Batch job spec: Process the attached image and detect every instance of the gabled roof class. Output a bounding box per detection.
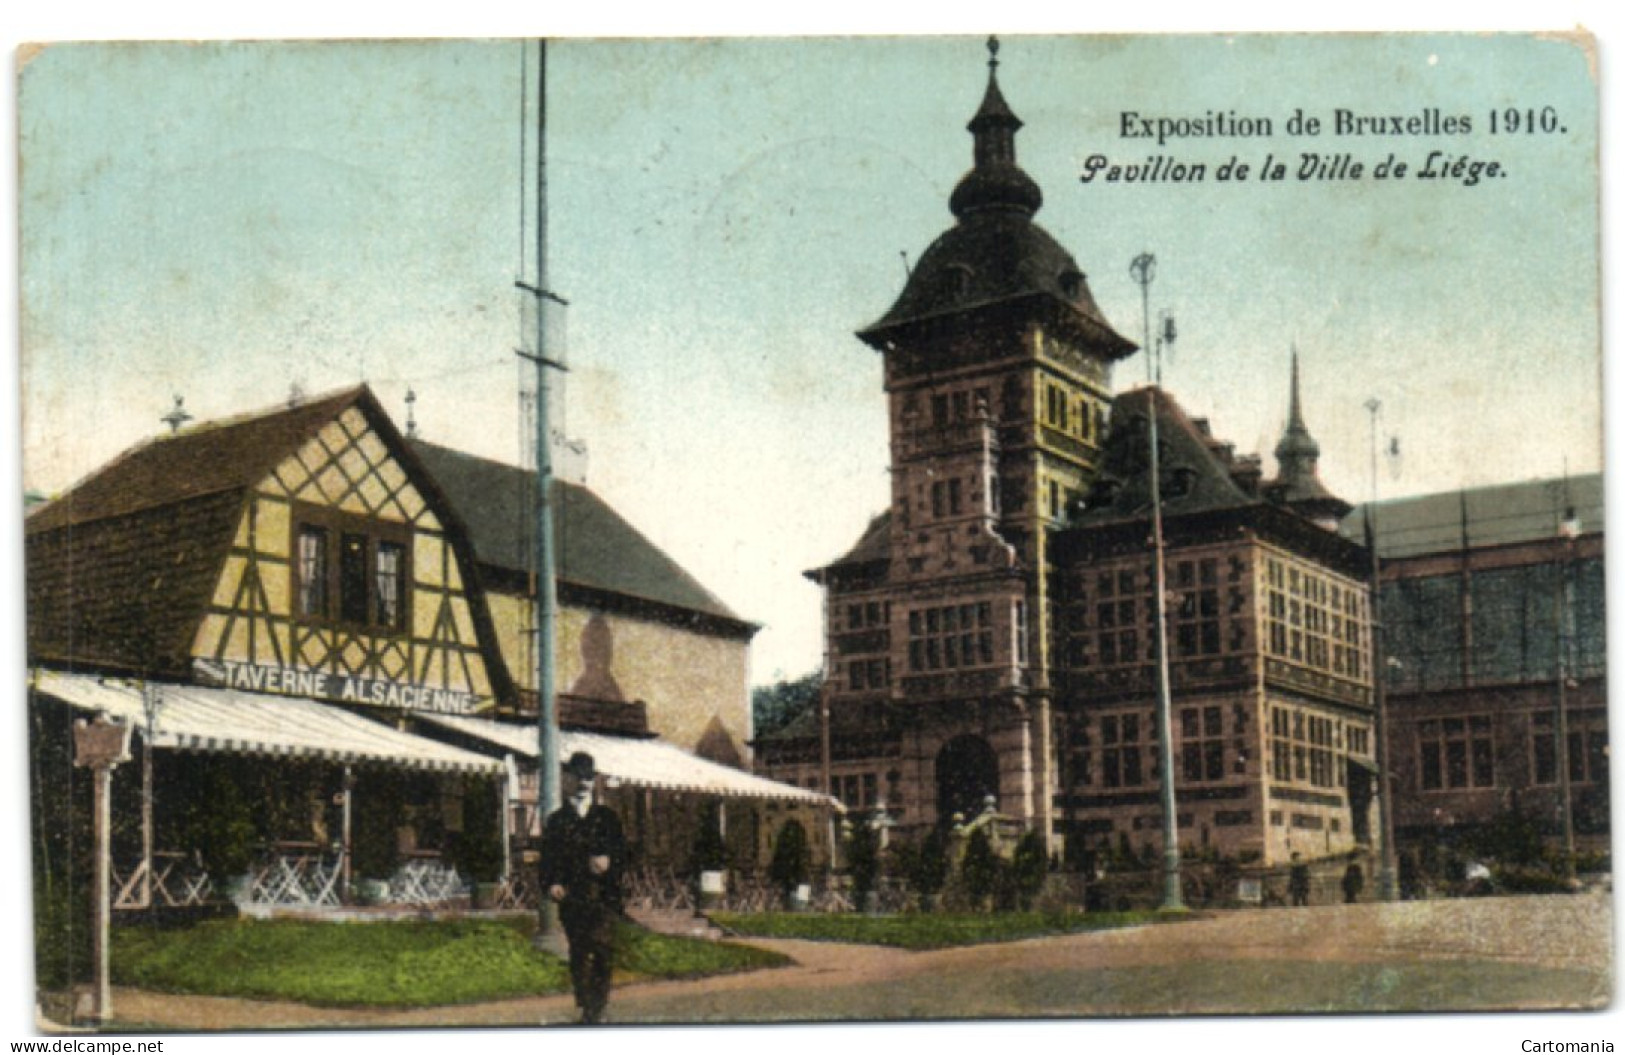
[27,491,245,675]
[805,510,891,583]
[26,387,375,674]
[1340,473,1605,559]
[407,441,754,634]
[25,387,514,699]
[1070,386,1262,529]
[1061,386,1367,575]
[26,387,363,534]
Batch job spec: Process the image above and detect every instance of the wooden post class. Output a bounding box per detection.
[341,766,354,899]
[74,715,132,1024]
[501,754,515,882]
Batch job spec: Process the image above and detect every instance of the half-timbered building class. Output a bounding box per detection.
[28,386,509,910]
[27,385,829,920]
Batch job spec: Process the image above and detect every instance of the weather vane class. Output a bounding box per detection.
[160,395,192,434]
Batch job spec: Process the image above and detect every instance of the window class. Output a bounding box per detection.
[1264,555,1367,680]
[907,603,994,672]
[375,541,404,628]
[1531,711,1609,785]
[848,658,888,691]
[293,507,410,629]
[340,534,370,623]
[1101,712,1147,788]
[1089,562,1148,668]
[1180,705,1226,782]
[1270,705,1339,789]
[297,526,328,617]
[836,773,879,809]
[1419,715,1495,790]
[1046,384,1070,430]
[1173,559,1222,658]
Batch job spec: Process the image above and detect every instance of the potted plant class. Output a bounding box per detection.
[768,820,810,911]
[847,818,881,914]
[448,780,505,908]
[692,805,728,910]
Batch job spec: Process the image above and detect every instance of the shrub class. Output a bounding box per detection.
[906,827,951,911]
[692,804,728,873]
[768,820,810,904]
[1471,809,1545,868]
[180,759,259,882]
[1492,868,1574,895]
[446,778,504,884]
[847,820,881,908]
[961,828,998,911]
[1011,831,1047,910]
[351,774,404,881]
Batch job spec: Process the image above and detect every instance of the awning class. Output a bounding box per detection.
[33,669,503,776]
[418,711,839,807]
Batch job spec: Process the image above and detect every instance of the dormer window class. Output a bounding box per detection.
[944,262,975,302]
[1059,269,1083,299]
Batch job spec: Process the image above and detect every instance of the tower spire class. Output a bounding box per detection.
[1268,349,1351,526]
[1287,345,1306,430]
[950,36,1041,219]
[1275,346,1320,467]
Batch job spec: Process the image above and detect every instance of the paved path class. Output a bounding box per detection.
[102,891,1611,1030]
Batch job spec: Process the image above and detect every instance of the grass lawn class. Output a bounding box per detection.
[709,909,1160,950]
[112,915,789,1008]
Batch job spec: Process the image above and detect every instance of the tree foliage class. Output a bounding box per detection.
[751,671,822,738]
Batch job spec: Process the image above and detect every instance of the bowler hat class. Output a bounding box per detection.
[563,751,597,779]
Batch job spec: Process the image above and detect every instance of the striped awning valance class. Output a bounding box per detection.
[419,712,838,807]
[33,669,502,776]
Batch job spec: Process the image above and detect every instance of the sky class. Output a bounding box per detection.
[16,31,1604,691]
[4,4,1622,1054]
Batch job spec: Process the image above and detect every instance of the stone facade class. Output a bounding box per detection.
[759,44,1377,874]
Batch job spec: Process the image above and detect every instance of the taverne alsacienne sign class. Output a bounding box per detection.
[192,657,484,715]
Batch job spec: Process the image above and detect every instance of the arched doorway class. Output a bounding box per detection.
[936,734,999,825]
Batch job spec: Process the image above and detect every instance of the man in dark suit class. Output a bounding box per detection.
[539,751,625,1024]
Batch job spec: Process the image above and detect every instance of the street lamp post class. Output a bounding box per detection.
[1130,252,1184,912]
[1364,397,1399,901]
[1553,493,1579,882]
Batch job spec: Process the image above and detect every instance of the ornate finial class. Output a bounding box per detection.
[950,32,1041,218]
[405,387,419,439]
[160,395,192,434]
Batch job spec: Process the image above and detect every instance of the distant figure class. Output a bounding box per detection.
[1289,853,1311,907]
[1342,862,1364,904]
[540,751,626,1025]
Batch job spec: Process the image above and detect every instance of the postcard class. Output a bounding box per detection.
[14,29,1611,1046]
